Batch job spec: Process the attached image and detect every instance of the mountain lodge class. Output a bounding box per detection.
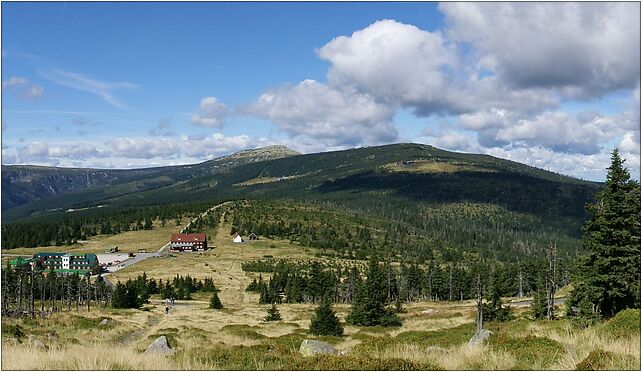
[170,233,208,252]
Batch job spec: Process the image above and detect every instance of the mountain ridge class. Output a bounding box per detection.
[1,143,600,222]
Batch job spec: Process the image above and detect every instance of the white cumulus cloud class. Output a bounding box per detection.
[190,97,228,128]
[245,79,398,147]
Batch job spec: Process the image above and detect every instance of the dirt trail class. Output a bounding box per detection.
[116,311,163,345]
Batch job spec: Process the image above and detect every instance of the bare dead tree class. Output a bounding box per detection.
[449,265,453,301]
[29,270,35,318]
[546,242,557,320]
[17,273,23,314]
[40,273,46,315]
[476,273,483,333]
[518,261,524,298]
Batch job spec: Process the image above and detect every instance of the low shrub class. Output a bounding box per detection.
[575,349,638,370]
[492,334,564,369]
[600,309,641,339]
[395,323,476,348]
[2,324,25,340]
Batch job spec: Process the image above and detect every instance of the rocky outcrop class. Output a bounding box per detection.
[299,340,339,357]
[144,336,173,355]
[468,329,493,347]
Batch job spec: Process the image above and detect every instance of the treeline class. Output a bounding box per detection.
[1,201,213,248]
[1,266,112,317]
[243,256,572,305]
[183,207,223,234]
[229,199,583,264]
[111,273,218,308]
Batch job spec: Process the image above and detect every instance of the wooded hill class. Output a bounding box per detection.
[2,143,599,224]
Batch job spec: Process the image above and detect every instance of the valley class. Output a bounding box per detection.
[1,144,639,371]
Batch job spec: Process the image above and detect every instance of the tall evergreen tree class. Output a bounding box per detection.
[568,149,641,319]
[482,271,513,322]
[309,297,343,336]
[347,256,401,327]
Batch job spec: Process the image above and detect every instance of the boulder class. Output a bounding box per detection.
[100,319,111,326]
[299,339,339,357]
[144,336,173,355]
[468,329,493,347]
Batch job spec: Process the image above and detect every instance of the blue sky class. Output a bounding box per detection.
[2,2,640,181]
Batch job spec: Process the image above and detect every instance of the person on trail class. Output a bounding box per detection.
[165,306,169,315]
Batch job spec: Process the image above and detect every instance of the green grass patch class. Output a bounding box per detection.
[600,309,641,339]
[183,343,440,370]
[67,315,105,329]
[222,324,267,340]
[395,323,476,348]
[491,334,564,369]
[356,325,390,334]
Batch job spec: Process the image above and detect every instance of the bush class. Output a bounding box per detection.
[600,308,641,338]
[576,350,615,370]
[309,298,343,336]
[2,324,24,340]
[575,349,638,370]
[492,334,564,369]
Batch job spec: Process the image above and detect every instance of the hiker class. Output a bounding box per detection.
[165,306,169,315]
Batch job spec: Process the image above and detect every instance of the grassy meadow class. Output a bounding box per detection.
[2,209,640,370]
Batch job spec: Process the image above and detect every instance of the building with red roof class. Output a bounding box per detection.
[170,233,208,252]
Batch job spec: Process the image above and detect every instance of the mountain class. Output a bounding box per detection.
[2,143,599,223]
[1,145,300,213]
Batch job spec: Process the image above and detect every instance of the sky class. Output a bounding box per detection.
[1,2,640,181]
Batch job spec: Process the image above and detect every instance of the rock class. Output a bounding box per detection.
[144,336,173,355]
[32,339,47,351]
[468,329,493,347]
[299,339,339,357]
[421,309,437,315]
[100,319,111,325]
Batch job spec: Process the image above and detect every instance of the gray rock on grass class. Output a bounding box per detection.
[144,335,173,355]
[468,329,493,347]
[299,339,339,356]
[100,319,111,325]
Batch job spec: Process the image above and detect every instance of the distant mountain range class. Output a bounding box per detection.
[1,143,600,223]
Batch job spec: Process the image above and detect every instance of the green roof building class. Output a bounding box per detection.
[33,252,100,275]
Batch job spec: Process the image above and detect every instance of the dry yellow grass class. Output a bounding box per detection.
[2,341,178,370]
[2,204,640,371]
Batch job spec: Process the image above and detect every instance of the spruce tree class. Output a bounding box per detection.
[264,303,282,321]
[347,256,401,326]
[111,282,130,308]
[530,274,547,320]
[568,149,641,319]
[209,292,223,309]
[482,272,513,322]
[309,297,343,336]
